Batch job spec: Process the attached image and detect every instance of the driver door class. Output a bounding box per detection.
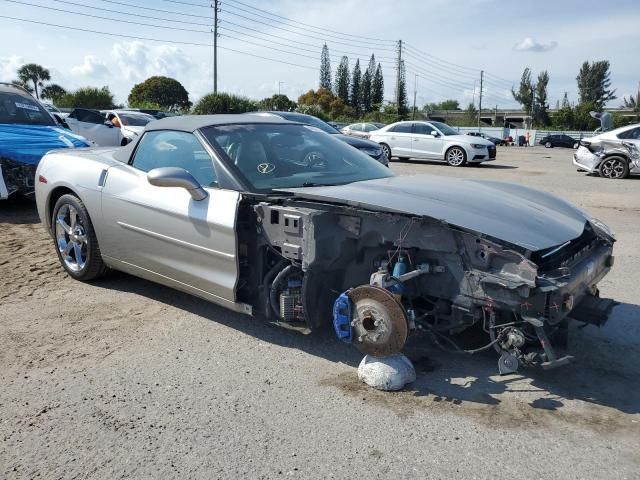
[100,130,240,306]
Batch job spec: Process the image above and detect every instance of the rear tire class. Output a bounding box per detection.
[51,194,108,281]
[380,143,392,160]
[545,141,552,148]
[445,146,467,167]
[599,156,629,179]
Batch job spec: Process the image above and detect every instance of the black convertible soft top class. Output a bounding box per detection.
[113,114,297,163]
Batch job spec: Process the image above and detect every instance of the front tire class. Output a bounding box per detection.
[445,146,467,167]
[545,141,552,148]
[573,142,579,149]
[52,194,108,281]
[599,156,629,179]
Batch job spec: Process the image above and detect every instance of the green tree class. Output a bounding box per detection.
[41,84,67,105]
[257,94,296,111]
[396,60,408,116]
[621,87,640,112]
[572,101,600,130]
[576,60,616,110]
[465,102,478,124]
[425,99,460,111]
[57,86,116,109]
[11,79,33,93]
[319,43,332,91]
[192,92,256,114]
[512,67,534,116]
[17,63,51,99]
[534,70,550,126]
[128,76,191,110]
[350,59,362,114]
[361,68,372,113]
[297,87,351,119]
[372,63,384,106]
[335,56,350,105]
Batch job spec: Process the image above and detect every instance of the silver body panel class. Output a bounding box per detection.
[35,147,248,314]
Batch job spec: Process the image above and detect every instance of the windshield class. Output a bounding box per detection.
[202,123,393,192]
[118,113,154,126]
[275,112,339,134]
[0,92,55,126]
[430,121,459,136]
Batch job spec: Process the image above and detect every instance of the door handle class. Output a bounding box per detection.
[390,136,396,140]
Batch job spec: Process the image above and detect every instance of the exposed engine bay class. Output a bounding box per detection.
[236,194,617,374]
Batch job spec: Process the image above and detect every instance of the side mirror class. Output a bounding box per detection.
[104,120,113,128]
[147,167,208,201]
[431,131,440,137]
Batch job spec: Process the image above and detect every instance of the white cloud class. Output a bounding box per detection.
[111,41,194,82]
[70,55,110,78]
[513,37,558,52]
[0,55,25,82]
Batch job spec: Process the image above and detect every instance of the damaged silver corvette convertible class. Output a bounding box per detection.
[36,115,617,373]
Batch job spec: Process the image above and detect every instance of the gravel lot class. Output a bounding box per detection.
[1,146,639,479]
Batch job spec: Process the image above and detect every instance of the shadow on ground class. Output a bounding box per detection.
[94,271,640,419]
[0,195,40,225]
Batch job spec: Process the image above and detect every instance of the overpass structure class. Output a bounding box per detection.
[425,107,639,128]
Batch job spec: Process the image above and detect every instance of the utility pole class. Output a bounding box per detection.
[477,70,483,131]
[395,40,402,113]
[212,0,220,93]
[530,88,535,129]
[278,81,284,95]
[412,73,417,120]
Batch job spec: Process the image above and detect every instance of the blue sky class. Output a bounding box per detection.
[1,0,638,108]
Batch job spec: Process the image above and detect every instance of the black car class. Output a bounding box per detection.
[252,112,389,166]
[467,131,502,145]
[539,134,579,149]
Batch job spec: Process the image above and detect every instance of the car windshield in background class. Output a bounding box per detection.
[275,112,339,134]
[118,113,154,126]
[0,92,55,126]
[202,123,393,192]
[430,121,459,136]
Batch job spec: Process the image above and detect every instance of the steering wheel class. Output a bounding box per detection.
[302,150,328,169]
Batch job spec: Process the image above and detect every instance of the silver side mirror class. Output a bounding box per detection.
[431,131,440,137]
[147,167,208,201]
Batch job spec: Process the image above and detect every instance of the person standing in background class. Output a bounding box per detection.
[525,130,531,147]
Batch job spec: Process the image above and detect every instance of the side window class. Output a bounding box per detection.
[351,124,362,131]
[390,123,412,133]
[618,127,640,140]
[131,131,218,187]
[413,123,436,135]
[76,109,103,124]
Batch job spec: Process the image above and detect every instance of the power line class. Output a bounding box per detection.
[226,0,396,44]
[220,8,396,51]
[99,0,209,19]
[0,14,318,70]
[53,0,212,27]
[159,0,209,7]
[2,0,211,33]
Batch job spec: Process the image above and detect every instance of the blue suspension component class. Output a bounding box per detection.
[332,291,353,343]
[390,257,407,294]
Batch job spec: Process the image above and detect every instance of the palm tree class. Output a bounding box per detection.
[41,84,67,104]
[17,63,51,99]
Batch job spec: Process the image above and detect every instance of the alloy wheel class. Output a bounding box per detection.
[55,204,88,272]
[446,148,465,166]
[381,144,391,159]
[600,158,627,179]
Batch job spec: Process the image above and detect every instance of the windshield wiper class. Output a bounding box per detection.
[301,182,339,187]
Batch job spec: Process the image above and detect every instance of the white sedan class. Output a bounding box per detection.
[65,108,124,146]
[369,121,496,166]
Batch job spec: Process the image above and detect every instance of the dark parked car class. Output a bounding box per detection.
[539,134,579,149]
[251,112,388,166]
[0,82,90,199]
[467,131,502,145]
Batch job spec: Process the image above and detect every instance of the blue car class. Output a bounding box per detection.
[0,83,90,199]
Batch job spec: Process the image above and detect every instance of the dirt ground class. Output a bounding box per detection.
[1,146,639,479]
